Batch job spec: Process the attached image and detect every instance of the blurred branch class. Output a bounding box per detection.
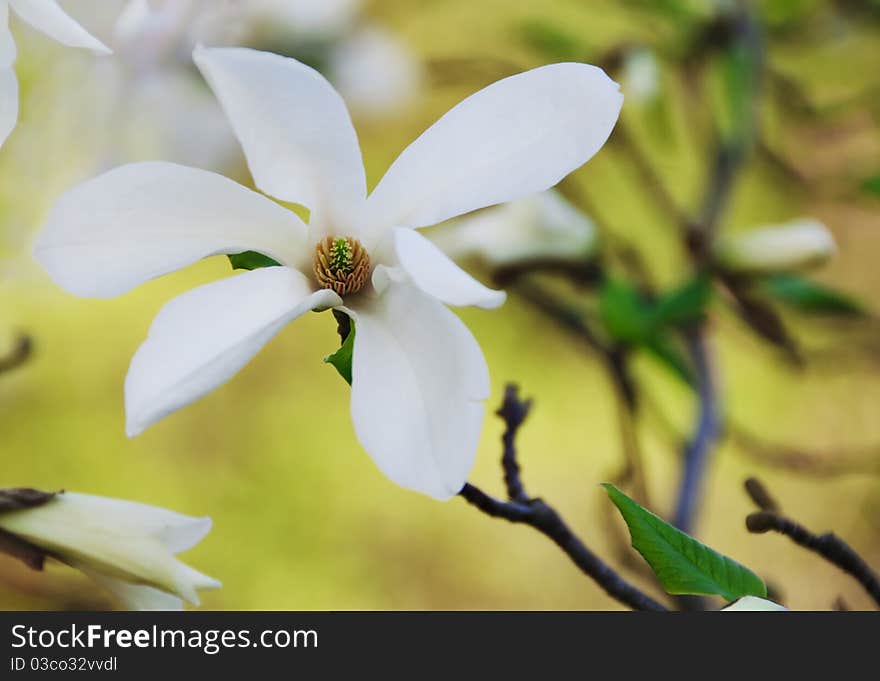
[672,331,721,532]
[459,385,668,611]
[744,477,880,607]
[0,334,32,375]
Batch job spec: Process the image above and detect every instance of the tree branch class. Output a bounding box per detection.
[459,385,668,611]
[672,331,721,532]
[744,477,880,608]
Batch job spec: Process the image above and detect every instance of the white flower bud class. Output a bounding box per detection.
[714,219,836,274]
[721,596,787,611]
[0,492,219,610]
[429,190,598,267]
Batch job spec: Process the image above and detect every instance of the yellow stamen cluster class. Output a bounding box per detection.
[313,236,371,296]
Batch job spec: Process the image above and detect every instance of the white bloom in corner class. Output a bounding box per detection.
[34,47,623,500]
[429,190,598,267]
[0,0,110,147]
[714,219,836,274]
[0,492,219,610]
[721,596,787,611]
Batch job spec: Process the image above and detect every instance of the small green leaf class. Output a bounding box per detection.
[517,20,584,61]
[602,483,767,600]
[644,335,695,386]
[324,323,355,385]
[650,272,713,329]
[761,274,867,317]
[228,251,282,271]
[598,279,653,345]
[861,175,880,197]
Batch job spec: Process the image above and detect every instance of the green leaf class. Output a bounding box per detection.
[602,484,767,600]
[861,174,880,198]
[650,272,713,329]
[760,273,867,317]
[324,322,355,385]
[517,20,584,61]
[228,251,282,271]
[598,279,653,345]
[644,335,695,386]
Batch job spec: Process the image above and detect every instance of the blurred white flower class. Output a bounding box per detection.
[721,596,787,611]
[429,190,598,267]
[622,47,659,104]
[35,47,622,499]
[243,0,361,41]
[0,0,110,148]
[0,490,219,610]
[328,25,421,118]
[714,219,836,274]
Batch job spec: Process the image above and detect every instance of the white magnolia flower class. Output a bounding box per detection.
[429,189,598,267]
[721,596,787,611]
[0,491,219,610]
[35,46,622,499]
[0,0,110,147]
[714,219,836,274]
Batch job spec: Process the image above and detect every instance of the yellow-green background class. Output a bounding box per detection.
[1,0,878,610]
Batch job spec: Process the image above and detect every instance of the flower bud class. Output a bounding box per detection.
[0,491,219,610]
[429,190,598,267]
[721,596,787,611]
[714,219,836,274]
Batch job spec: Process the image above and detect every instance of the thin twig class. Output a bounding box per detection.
[744,478,880,607]
[497,385,531,503]
[459,385,668,611]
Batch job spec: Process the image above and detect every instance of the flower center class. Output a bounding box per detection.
[313,236,371,296]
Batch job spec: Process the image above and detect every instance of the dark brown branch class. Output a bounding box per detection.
[0,334,32,375]
[744,478,880,607]
[497,385,531,503]
[459,385,668,611]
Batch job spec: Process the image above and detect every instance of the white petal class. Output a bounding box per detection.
[36,492,213,554]
[34,161,310,298]
[0,492,221,604]
[125,267,341,436]
[392,227,505,309]
[348,284,489,499]
[721,596,787,612]
[0,66,17,148]
[0,4,16,69]
[9,0,110,53]
[80,569,185,611]
[362,62,622,243]
[194,45,366,232]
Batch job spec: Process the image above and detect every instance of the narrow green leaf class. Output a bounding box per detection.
[228,251,282,271]
[650,273,713,329]
[324,323,355,385]
[602,484,767,600]
[760,273,867,317]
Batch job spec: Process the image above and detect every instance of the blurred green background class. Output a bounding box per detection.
[1,0,879,610]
